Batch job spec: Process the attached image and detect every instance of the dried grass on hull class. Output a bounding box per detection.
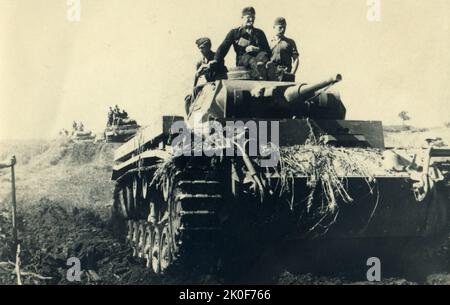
[149,130,385,235]
[276,144,382,210]
[270,143,383,235]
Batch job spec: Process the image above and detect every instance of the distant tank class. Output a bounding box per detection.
[111,68,450,275]
[104,112,140,143]
[71,130,96,143]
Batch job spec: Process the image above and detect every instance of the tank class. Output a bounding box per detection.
[110,70,450,275]
[104,117,140,143]
[71,130,96,143]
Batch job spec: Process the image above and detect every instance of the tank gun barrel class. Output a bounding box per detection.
[284,74,342,103]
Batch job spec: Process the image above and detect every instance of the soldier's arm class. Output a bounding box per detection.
[193,74,199,88]
[193,61,203,87]
[215,29,236,63]
[291,56,299,74]
[290,39,300,74]
[257,29,271,56]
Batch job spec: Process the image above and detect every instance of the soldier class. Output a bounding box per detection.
[185,38,227,114]
[270,17,299,81]
[121,109,128,119]
[114,105,120,116]
[214,7,276,80]
[79,122,84,132]
[113,105,120,125]
[193,37,226,87]
[72,121,78,131]
[107,107,113,126]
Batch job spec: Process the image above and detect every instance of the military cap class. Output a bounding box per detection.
[274,17,286,26]
[241,6,255,16]
[195,37,211,48]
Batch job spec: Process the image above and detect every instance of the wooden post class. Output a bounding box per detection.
[15,243,22,285]
[10,156,17,245]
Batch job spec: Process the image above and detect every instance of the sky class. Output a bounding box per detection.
[0,0,449,139]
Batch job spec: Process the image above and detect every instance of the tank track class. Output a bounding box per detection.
[114,164,224,274]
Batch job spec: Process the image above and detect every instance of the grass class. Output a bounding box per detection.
[384,125,450,148]
[0,139,120,214]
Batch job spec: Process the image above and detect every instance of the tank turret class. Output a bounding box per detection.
[186,73,346,126]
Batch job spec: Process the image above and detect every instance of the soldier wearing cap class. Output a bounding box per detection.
[214,7,275,80]
[107,106,114,127]
[185,38,226,114]
[270,17,299,81]
[193,37,226,87]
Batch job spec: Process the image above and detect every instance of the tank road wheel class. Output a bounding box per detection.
[142,175,149,200]
[125,184,135,217]
[151,226,161,274]
[110,185,129,240]
[162,177,170,202]
[160,224,173,274]
[137,223,146,258]
[113,185,128,219]
[126,220,134,242]
[118,189,128,218]
[132,221,140,257]
[148,201,157,224]
[143,225,154,268]
[132,176,139,201]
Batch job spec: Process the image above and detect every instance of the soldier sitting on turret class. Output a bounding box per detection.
[113,105,120,125]
[193,37,227,87]
[185,37,227,114]
[213,7,276,80]
[270,17,299,81]
[121,109,128,120]
[59,129,69,136]
[72,121,78,134]
[107,106,114,127]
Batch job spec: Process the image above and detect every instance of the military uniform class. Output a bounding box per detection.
[194,38,227,86]
[195,50,218,83]
[270,36,299,73]
[107,108,113,126]
[215,7,272,79]
[215,27,271,67]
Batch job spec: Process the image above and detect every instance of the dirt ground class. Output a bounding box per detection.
[0,127,450,285]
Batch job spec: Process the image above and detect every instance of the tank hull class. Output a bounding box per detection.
[105,124,140,143]
[70,130,96,143]
[258,175,448,240]
[109,74,450,274]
